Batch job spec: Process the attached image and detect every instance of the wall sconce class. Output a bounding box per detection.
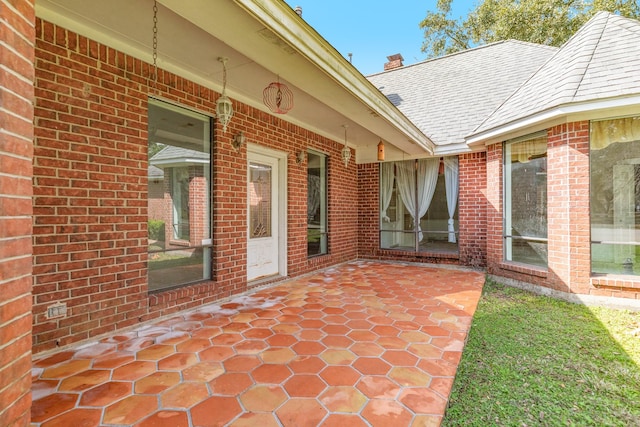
[296,150,306,164]
[341,125,351,167]
[216,57,233,133]
[377,140,385,161]
[232,131,245,151]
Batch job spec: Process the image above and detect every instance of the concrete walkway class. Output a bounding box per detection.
[31,261,484,426]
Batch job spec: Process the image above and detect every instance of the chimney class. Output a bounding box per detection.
[294,6,302,16]
[384,53,404,71]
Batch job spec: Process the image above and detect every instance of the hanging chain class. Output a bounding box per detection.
[152,0,158,88]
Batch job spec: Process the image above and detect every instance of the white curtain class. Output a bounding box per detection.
[444,156,459,243]
[380,162,395,222]
[395,158,439,241]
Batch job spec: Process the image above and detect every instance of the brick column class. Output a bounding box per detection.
[547,122,591,293]
[485,144,503,273]
[459,152,488,267]
[0,0,35,425]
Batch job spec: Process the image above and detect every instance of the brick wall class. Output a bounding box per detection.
[357,160,471,266]
[459,152,487,267]
[32,19,360,354]
[0,1,35,425]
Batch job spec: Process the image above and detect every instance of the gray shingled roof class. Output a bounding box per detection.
[367,41,557,146]
[473,12,640,136]
[150,145,209,166]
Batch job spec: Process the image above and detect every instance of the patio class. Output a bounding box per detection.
[30,261,484,427]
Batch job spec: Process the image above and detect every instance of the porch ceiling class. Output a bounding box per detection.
[36,0,434,162]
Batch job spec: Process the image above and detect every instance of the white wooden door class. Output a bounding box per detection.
[247,152,279,281]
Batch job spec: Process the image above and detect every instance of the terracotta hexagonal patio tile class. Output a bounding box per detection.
[381,350,419,366]
[176,338,212,353]
[209,372,253,395]
[320,349,357,365]
[361,399,413,426]
[182,361,224,382]
[103,395,158,425]
[161,382,209,409]
[251,363,292,384]
[356,375,401,399]
[276,398,327,427]
[157,352,198,371]
[240,384,287,411]
[320,414,369,427]
[352,357,392,376]
[319,386,367,413]
[191,396,242,427]
[40,359,91,379]
[389,366,432,387]
[112,361,156,381]
[292,341,326,356]
[79,381,131,406]
[58,369,110,391]
[199,345,234,362]
[261,347,296,364]
[134,371,181,394]
[283,374,327,397]
[400,387,448,415]
[223,355,261,372]
[319,365,360,386]
[31,393,78,423]
[288,355,326,374]
[136,344,175,361]
[229,412,281,427]
[134,410,189,427]
[41,408,102,427]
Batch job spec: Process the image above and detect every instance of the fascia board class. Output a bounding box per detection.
[466,95,640,146]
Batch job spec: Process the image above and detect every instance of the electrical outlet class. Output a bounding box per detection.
[47,302,67,319]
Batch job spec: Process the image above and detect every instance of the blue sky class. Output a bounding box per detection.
[284,0,477,75]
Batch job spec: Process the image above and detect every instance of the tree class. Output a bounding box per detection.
[420,0,640,58]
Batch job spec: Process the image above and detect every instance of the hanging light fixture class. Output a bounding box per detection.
[263,78,293,114]
[377,140,385,161]
[341,125,351,167]
[216,57,233,133]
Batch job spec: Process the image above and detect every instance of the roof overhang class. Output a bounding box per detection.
[466,95,640,146]
[36,0,434,162]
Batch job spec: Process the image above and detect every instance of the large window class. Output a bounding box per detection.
[591,115,640,275]
[147,99,212,291]
[308,150,327,256]
[503,133,547,267]
[380,157,458,253]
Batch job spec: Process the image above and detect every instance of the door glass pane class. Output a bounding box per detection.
[250,162,272,239]
[591,116,640,275]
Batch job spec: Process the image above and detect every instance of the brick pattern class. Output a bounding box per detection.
[32,20,360,355]
[459,152,487,267]
[357,161,466,266]
[0,1,35,425]
[486,124,639,299]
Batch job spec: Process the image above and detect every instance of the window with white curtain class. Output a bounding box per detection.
[503,133,547,267]
[380,157,458,253]
[591,115,640,275]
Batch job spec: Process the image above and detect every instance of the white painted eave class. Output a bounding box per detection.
[466,95,640,146]
[232,0,434,155]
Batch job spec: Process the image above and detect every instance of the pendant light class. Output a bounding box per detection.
[341,125,351,167]
[216,57,233,133]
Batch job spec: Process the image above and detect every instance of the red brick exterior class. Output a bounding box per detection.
[31,19,359,355]
[0,1,35,425]
[486,122,640,300]
[459,152,487,267]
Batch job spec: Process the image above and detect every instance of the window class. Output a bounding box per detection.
[591,115,640,275]
[503,133,547,267]
[147,99,212,291]
[307,150,327,256]
[380,157,458,253]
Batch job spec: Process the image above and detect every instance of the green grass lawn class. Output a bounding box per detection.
[443,280,640,427]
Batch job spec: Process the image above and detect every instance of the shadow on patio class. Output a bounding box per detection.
[31,261,484,427]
